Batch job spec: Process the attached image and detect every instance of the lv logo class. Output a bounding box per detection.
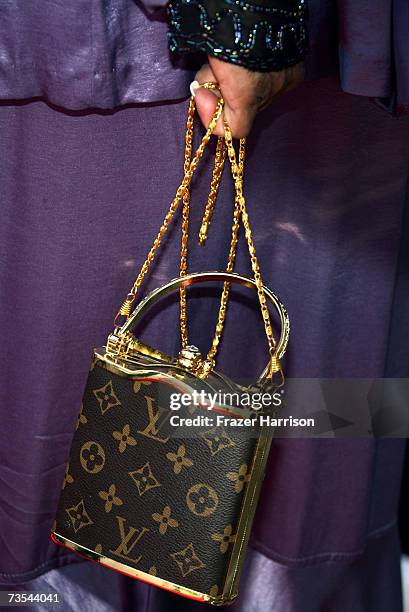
[137,396,170,444]
[110,516,149,564]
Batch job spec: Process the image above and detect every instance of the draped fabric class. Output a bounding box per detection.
[1,75,409,610]
[7,529,404,611]
[0,1,408,113]
[1,1,409,610]
[337,0,409,115]
[0,0,193,107]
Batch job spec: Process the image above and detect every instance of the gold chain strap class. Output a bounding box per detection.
[180,84,228,353]
[200,140,243,367]
[179,97,195,349]
[223,120,280,377]
[179,92,236,361]
[198,137,227,246]
[114,95,224,325]
[114,84,281,379]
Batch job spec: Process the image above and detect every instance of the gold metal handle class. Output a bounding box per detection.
[118,271,290,377]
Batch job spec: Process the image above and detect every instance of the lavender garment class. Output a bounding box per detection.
[0,0,408,113]
[393,0,409,114]
[1,74,409,612]
[1,1,409,611]
[8,529,404,611]
[338,0,409,115]
[0,0,193,107]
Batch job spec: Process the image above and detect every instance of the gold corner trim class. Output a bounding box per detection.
[221,426,273,598]
[51,532,235,606]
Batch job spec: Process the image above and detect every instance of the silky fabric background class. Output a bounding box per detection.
[0,0,408,113]
[1,77,409,611]
[0,0,409,610]
[337,0,409,115]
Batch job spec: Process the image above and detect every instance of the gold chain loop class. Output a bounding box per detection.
[198,137,227,245]
[223,120,280,378]
[114,82,281,380]
[179,97,195,349]
[113,94,224,327]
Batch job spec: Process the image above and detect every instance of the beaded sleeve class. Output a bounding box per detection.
[167,0,308,72]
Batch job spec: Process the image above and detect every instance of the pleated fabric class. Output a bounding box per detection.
[1,74,409,610]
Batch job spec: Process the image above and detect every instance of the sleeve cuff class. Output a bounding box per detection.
[167,0,308,72]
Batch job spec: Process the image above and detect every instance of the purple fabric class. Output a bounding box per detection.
[337,0,409,115]
[0,0,193,108]
[0,76,408,612]
[0,1,408,113]
[337,0,394,98]
[4,527,403,611]
[393,0,409,115]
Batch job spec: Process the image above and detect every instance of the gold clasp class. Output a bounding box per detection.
[177,345,215,378]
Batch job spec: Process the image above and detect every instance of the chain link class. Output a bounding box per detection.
[179,97,195,349]
[223,120,281,377]
[198,137,227,245]
[114,83,281,379]
[204,139,243,365]
[114,94,224,326]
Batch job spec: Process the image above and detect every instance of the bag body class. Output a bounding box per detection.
[52,347,273,604]
[52,89,290,605]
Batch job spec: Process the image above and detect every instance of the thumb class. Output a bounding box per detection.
[193,64,225,136]
[194,88,225,136]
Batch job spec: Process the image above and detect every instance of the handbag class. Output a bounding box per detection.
[51,84,290,606]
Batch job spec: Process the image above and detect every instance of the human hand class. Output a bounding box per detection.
[192,56,304,138]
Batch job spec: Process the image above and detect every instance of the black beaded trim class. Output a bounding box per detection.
[167,0,308,72]
[222,0,304,16]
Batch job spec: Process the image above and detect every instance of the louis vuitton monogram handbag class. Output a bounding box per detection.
[51,84,290,606]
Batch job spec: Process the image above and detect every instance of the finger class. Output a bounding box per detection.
[223,103,257,138]
[195,66,256,138]
[194,87,225,136]
[193,64,225,136]
[195,89,256,139]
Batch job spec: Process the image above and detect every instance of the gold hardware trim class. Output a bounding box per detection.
[222,422,273,595]
[110,271,290,385]
[93,352,259,418]
[50,532,235,605]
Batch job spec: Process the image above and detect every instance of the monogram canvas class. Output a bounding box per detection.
[54,356,270,601]
[51,95,288,603]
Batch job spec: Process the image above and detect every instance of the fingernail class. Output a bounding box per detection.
[190,80,200,97]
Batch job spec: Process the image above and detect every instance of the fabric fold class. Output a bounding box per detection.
[0,1,407,113]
